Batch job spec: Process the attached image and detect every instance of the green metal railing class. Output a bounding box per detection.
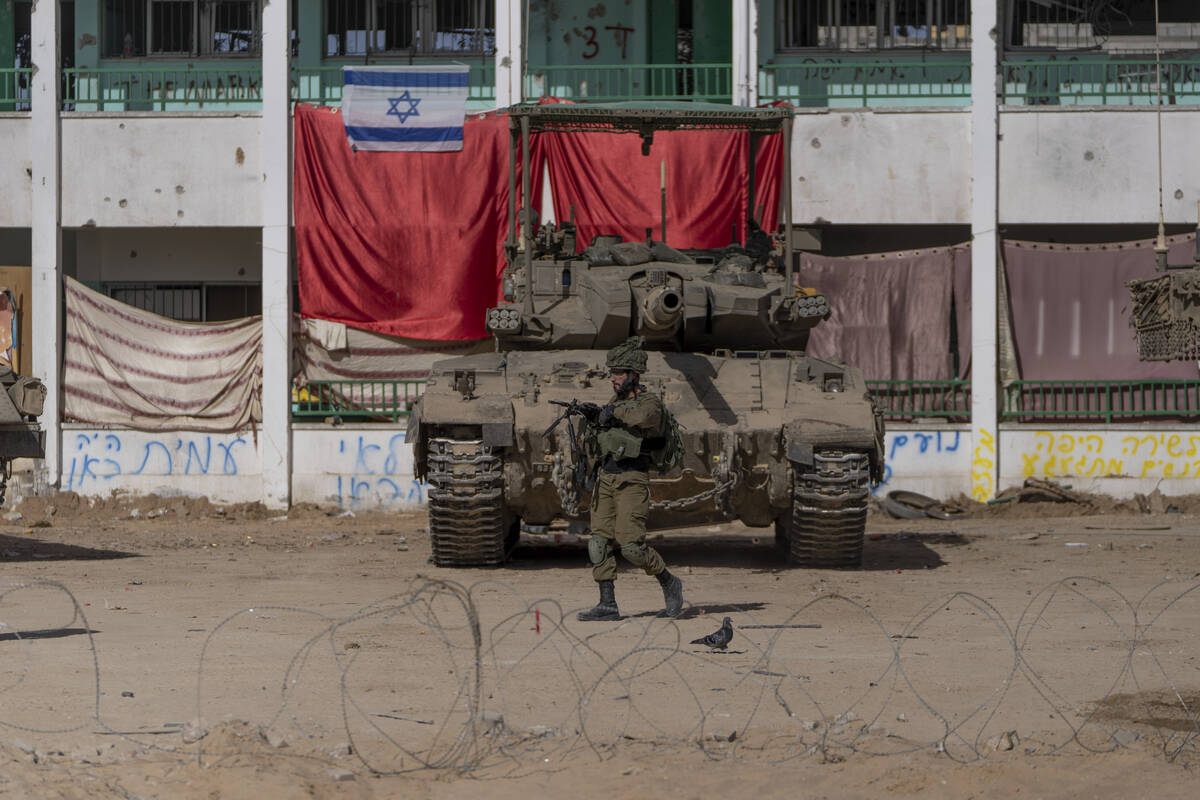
[867,380,971,421]
[0,68,32,111]
[30,58,1200,111]
[57,64,496,111]
[292,379,425,423]
[760,60,971,107]
[63,67,266,110]
[1001,58,1200,106]
[1002,380,1200,423]
[289,378,1200,425]
[293,64,496,106]
[524,63,732,103]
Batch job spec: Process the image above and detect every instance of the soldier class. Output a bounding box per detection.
[577,337,684,621]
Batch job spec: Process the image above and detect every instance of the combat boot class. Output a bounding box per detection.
[656,569,684,617]
[577,580,620,621]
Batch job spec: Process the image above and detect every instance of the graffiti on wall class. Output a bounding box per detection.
[971,427,996,501]
[874,430,964,492]
[65,431,253,492]
[1019,431,1200,480]
[332,433,426,509]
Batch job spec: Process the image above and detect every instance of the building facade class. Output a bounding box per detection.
[3,1,1200,508]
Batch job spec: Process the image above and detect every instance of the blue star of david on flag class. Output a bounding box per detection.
[386,91,421,123]
[341,65,469,152]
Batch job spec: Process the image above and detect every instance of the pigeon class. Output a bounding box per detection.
[690,617,734,650]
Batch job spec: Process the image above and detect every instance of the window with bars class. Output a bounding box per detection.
[324,0,494,57]
[107,283,262,322]
[102,0,262,57]
[1005,0,1200,52]
[777,0,971,51]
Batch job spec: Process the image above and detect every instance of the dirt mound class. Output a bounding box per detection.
[875,485,1200,522]
[7,492,351,527]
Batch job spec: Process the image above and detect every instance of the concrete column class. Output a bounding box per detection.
[31,0,62,489]
[261,0,292,509]
[495,0,523,108]
[732,0,759,106]
[969,0,999,501]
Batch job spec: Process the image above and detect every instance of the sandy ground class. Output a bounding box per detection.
[1,490,1199,799]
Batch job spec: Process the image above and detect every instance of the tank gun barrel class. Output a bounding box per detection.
[636,285,684,337]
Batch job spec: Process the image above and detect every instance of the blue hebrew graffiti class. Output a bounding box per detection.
[64,432,252,492]
[333,432,426,510]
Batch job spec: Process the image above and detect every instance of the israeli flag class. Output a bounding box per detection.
[341,65,470,152]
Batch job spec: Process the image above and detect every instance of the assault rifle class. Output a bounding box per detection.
[541,399,602,502]
[541,399,602,438]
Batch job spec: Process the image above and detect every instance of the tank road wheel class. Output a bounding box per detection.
[426,436,518,567]
[783,449,871,569]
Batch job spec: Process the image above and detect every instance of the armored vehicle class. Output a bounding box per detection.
[408,104,884,569]
[0,366,46,504]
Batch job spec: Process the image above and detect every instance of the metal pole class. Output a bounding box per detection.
[521,113,533,315]
[507,122,517,249]
[782,116,794,289]
[747,131,759,242]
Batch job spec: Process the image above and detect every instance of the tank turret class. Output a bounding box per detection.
[485,228,829,354]
[409,104,884,571]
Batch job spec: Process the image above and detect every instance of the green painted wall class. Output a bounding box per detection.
[75,0,99,69]
[1,1,14,73]
[691,0,729,63]
[647,0,679,65]
[527,0,651,66]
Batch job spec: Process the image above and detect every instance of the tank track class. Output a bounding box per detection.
[785,449,871,569]
[426,436,515,566]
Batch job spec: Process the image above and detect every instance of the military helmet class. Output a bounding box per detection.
[606,336,647,373]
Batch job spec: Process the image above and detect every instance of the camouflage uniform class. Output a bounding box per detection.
[588,390,667,582]
[578,337,684,621]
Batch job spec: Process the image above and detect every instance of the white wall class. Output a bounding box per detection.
[292,426,425,511]
[61,426,264,502]
[73,228,263,284]
[0,117,32,227]
[9,108,1200,231]
[998,108,1200,225]
[56,424,1200,510]
[61,114,263,228]
[791,109,971,225]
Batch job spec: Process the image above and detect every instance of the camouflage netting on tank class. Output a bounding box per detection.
[1128,274,1200,361]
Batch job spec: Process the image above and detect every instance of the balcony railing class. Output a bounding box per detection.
[293,64,496,106]
[1002,380,1200,423]
[63,67,266,111]
[288,378,1200,425]
[56,64,496,111]
[293,379,426,423]
[0,68,32,112]
[867,380,971,421]
[20,58,1200,111]
[760,60,971,107]
[524,63,733,103]
[1001,58,1200,106]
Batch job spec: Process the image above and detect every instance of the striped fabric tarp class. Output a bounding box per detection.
[63,277,262,432]
[295,317,490,382]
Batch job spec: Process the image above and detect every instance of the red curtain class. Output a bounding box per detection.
[540,129,784,251]
[801,246,970,381]
[295,105,538,340]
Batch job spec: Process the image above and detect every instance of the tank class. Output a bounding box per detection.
[0,367,46,504]
[407,104,884,569]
